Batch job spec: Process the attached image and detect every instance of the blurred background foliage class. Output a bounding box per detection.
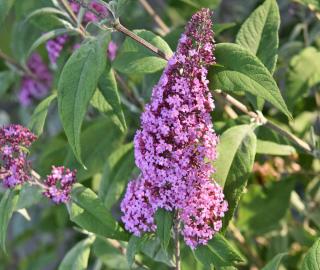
[0,0,320,269]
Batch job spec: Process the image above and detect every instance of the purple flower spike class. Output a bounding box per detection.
[18,53,52,106]
[46,34,68,66]
[0,125,37,188]
[43,166,77,204]
[120,9,228,249]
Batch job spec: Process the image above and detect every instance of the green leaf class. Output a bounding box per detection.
[25,7,71,32]
[28,28,75,57]
[98,67,127,132]
[194,234,246,267]
[113,29,172,74]
[301,238,320,269]
[58,237,95,270]
[99,143,134,209]
[262,253,287,270]
[237,178,296,235]
[68,183,129,241]
[0,71,15,96]
[0,0,15,25]
[209,43,292,119]
[28,94,57,136]
[286,47,320,109]
[214,23,236,35]
[91,90,126,133]
[64,117,124,182]
[215,124,256,187]
[256,140,296,156]
[11,20,43,62]
[155,209,173,250]
[214,124,257,229]
[126,235,147,267]
[58,34,110,165]
[236,0,280,73]
[140,235,174,266]
[16,184,43,210]
[0,189,19,253]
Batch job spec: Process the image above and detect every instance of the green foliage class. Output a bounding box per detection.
[256,140,296,156]
[194,234,246,267]
[64,117,124,181]
[214,124,257,229]
[98,143,134,209]
[237,178,296,234]
[28,94,57,136]
[236,0,280,74]
[301,238,320,269]
[113,30,172,74]
[0,0,15,25]
[58,34,110,165]
[0,0,319,268]
[59,237,95,270]
[210,43,291,119]
[286,47,320,109]
[0,189,19,253]
[262,253,287,270]
[155,209,173,250]
[98,67,127,132]
[0,71,15,96]
[68,184,129,241]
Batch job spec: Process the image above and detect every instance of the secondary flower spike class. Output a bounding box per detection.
[18,53,52,106]
[120,9,228,249]
[0,125,37,188]
[43,166,77,204]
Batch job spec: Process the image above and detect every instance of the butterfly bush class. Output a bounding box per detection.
[46,0,116,66]
[0,124,37,187]
[120,9,228,249]
[43,166,77,204]
[18,53,53,106]
[0,124,77,203]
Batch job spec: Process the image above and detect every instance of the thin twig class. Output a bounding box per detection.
[58,0,86,37]
[174,213,181,270]
[213,90,313,154]
[73,0,171,60]
[114,71,144,110]
[139,0,170,35]
[107,239,146,268]
[112,20,171,61]
[0,50,36,79]
[229,222,263,268]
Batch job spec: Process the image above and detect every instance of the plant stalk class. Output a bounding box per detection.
[214,89,313,154]
[174,214,181,270]
[0,50,36,79]
[112,20,171,60]
[58,0,86,37]
[139,0,170,35]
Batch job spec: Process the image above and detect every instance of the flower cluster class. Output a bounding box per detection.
[0,125,37,188]
[0,125,77,204]
[43,166,77,204]
[46,34,68,66]
[18,53,53,106]
[70,0,108,23]
[120,9,228,249]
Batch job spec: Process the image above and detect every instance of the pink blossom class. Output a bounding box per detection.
[121,9,228,249]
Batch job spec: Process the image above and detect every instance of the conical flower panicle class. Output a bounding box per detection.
[121,8,228,249]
